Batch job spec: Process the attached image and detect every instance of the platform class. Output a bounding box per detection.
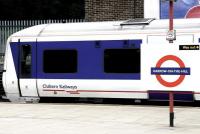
[0,102,200,134]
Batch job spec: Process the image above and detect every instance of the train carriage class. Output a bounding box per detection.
[2,18,200,103]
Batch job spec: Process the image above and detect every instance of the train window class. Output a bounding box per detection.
[20,45,32,78]
[43,50,77,73]
[104,49,140,73]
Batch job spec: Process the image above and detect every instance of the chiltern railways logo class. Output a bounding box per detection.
[151,55,190,87]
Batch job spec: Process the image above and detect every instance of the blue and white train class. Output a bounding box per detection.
[2,18,200,103]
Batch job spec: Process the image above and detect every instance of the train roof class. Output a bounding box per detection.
[11,18,200,37]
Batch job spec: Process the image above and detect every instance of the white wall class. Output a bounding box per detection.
[144,0,160,19]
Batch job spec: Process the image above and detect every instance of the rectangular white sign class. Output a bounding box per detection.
[141,43,200,91]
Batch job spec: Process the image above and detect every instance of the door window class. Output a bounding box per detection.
[20,45,32,78]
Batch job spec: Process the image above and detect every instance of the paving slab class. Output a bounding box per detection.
[0,102,200,134]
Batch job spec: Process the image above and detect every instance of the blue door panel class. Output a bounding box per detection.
[10,42,37,78]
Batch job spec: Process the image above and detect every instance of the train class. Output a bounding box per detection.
[1,18,200,103]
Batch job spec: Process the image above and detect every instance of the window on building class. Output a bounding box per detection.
[104,49,140,73]
[43,50,77,73]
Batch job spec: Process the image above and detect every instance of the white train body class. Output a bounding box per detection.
[2,18,200,102]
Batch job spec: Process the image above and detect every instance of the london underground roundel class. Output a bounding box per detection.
[151,55,191,87]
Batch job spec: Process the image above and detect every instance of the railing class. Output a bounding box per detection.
[0,53,4,71]
[0,19,85,54]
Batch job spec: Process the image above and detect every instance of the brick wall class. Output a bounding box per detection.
[85,0,144,21]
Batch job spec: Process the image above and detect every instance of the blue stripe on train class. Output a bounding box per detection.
[148,91,194,102]
[10,40,142,80]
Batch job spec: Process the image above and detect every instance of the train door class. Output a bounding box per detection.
[18,43,38,97]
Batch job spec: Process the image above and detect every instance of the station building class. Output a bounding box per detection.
[85,0,144,21]
[85,0,200,21]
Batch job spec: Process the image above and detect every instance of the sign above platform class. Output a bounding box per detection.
[144,0,200,19]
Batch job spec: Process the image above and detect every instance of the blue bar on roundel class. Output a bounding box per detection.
[151,67,190,75]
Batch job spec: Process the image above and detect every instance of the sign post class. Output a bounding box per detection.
[169,0,174,32]
[168,0,175,127]
[169,91,174,127]
[160,0,177,127]
[166,0,177,43]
